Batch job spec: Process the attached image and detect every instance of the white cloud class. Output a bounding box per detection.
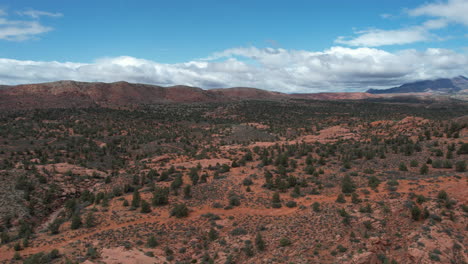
[0,18,53,41]
[380,14,393,19]
[1,46,467,93]
[17,9,63,19]
[422,19,449,29]
[335,27,431,47]
[409,0,468,26]
[337,0,468,47]
[0,9,61,41]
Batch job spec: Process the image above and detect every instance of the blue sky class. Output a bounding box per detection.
[0,0,467,92]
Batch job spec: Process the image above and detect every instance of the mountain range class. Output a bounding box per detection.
[367,76,468,94]
[0,76,467,110]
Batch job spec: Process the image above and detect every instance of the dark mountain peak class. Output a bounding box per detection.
[367,76,466,94]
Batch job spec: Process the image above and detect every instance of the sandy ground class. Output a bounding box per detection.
[1,173,465,262]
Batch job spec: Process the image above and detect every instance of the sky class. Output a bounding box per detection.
[0,0,467,93]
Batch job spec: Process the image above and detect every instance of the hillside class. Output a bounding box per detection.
[0,81,381,110]
[2,79,467,111]
[0,101,466,264]
[367,76,468,94]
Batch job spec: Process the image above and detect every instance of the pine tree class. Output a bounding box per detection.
[183,184,192,199]
[272,192,281,208]
[70,214,82,230]
[420,164,429,175]
[147,235,158,248]
[336,194,346,203]
[85,213,96,228]
[255,233,265,251]
[141,200,152,213]
[152,187,169,206]
[170,204,189,218]
[208,228,219,241]
[131,190,141,208]
[341,175,355,193]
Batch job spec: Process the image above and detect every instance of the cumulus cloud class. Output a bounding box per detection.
[409,0,468,26]
[336,0,468,47]
[0,8,60,41]
[1,46,467,93]
[335,27,431,47]
[17,9,63,19]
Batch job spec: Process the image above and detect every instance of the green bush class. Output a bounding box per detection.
[141,200,152,213]
[279,237,291,247]
[146,235,158,248]
[455,161,466,172]
[255,233,265,251]
[336,194,346,203]
[170,204,189,218]
[312,202,321,212]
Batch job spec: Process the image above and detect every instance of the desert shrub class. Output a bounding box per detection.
[336,194,346,203]
[285,201,297,208]
[229,195,241,207]
[23,249,60,264]
[399,163,408,171]
[457,143,468,154]
[420,164,429,175]
[255,233,266,251]
[455,161,466,172]
[86,246,99,259]
[240,240,254,257]
[432,159,442,168]
[84,213,96,228]
[147,235,158,248]
[141,200,151,213]
[131,190,141,208]
[337,244,347,252]
[368,176,380,189]
[351,193,361,204]
[208,228,219,241]
[202,213,221,221]
[411,206,421,221]
[363,220,372,230]
[312,202,321,212]
[13,252,21,260]
[230,227,248,236]
[70,214,82,230]
[437,190,448,201]
[279,237,291,247]
[242,178,253,186]
[152,187,169,206]
[170,204,189,218]
[48,219,62,235]
[359,204,373,214]
[341,175,355,194]
[272,192,282,208]
[183,184,192,199]
[416,195,427,204]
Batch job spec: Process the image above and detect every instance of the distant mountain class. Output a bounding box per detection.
[291,92,379,100]
[0,80,383,110]
[367,76,468,94]
[2,79,464,110]
[0,81,292,110]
